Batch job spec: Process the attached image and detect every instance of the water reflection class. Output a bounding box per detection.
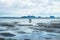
[0,19,60,40]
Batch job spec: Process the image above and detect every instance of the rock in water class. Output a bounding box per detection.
[17,31,26,34]
[0,22,15,27]
[0,38,5,40]
[0,33,15,37]
[7,38,17,40]
[24,39,31,40]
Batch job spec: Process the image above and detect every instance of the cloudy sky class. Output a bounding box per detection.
[0,0,60,17]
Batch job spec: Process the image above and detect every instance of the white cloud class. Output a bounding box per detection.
[0,0,60,17]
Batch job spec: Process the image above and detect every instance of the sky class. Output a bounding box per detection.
[0,0,60,17]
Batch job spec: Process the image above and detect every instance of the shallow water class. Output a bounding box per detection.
[0,18,60,40]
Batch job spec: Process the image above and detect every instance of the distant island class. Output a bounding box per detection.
[0,16,60,19]
[20,15,37,18]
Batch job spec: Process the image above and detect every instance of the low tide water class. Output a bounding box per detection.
[0,18,60,40]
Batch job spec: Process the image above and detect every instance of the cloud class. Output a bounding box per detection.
[0,0,60,17]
